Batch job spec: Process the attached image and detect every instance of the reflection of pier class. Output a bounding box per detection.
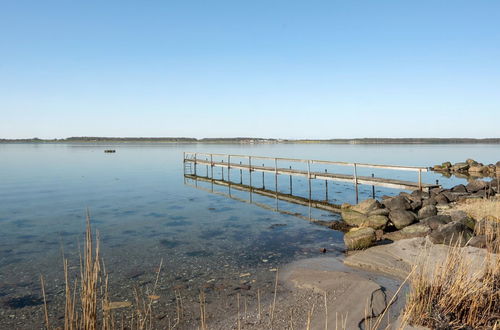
[183,174,340,224]
[183,152,439,203]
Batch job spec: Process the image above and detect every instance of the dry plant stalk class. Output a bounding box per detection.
[402,234,499,329]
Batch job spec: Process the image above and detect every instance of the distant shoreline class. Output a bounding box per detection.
[2,137,500,144]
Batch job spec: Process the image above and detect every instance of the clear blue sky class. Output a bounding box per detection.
[1,1,499,139]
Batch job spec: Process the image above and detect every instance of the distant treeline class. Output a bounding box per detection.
[1,137,500,144]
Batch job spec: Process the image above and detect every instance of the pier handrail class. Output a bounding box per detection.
[184,152,428,172]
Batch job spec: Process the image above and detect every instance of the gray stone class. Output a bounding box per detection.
[451,184,467,193]
[435,193,449,205]
[452,162,470,172]
[469,165,488,173]
[410,199,422,211]
[417,205,437,219]
[467,235,487,249]
[420,215,452,230]
[351,198,381,215]
[344,227,376,250]
[341,209,367,227]
[400,223,432,237]
[441,161,452,168]
[364,215,389,230]
[421,197,437,207]
[382,195,411,211]
[368,208,390,216]
[389,209,416,229]
[466,180,488,193]
[429,221,473,246]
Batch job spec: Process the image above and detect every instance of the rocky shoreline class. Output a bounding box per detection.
[340,177,498,251]
[432,158,500,178]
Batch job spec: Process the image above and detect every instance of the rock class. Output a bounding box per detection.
[368,208,390,216]
[449,210,475,230]
[429,221,473,246]
[411,190,429,199]
[441,191,466,202]
[442,161,452,168]
[435,193,449,205]
[420,215,452,230]
[341,209,367,227]
[430,187,443,197]
[410,199,422,211]
[421,197,437,207]
[451,184,467,193]
[382,195,410,211]
[351,198,381,214]
[466,180,488,193]
[389,209,416,229]
[400,223,431,237]
[469,165,488,173]
[364,215,389,230]
[467,235,487,249]
[451,162,469,172]
[319,248,327,253]
[341,203,351,209]
[417,205,437,219]
[344,227,376,250]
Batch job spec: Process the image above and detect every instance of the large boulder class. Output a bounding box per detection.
[422,197,437,207]
[344,227,376,250]
[341,209,368,227]
[382,195,410,211]
[451,184,467,193]
[389,209,416,229]
[435,193,449,205]
[351,198,381,215]
[363,215,389,230]
[466,158,477,165]
[417,205,437,219]
[467,235,487,249]
[469,164,488,173]
[420,215,452,230]
[429,221,473,246]
[451,162,469,172]
[400,223,432,238]
[449,210,475,230]
[441,161,452,168]
[466,180,488,193]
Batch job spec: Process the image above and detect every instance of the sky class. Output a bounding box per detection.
[1,1,499,139]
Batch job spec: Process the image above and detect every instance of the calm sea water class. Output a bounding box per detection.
[0,143,498,319]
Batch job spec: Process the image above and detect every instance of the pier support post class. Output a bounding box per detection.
[262,164,265,189]
[371,173,375,198]
[325,169,328,201]
[289,166,292,195]
[240,161,243,184]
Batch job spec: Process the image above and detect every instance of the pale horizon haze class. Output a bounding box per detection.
[1,1,499,139]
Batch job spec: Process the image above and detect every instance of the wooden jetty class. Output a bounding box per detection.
[183,152,439,202]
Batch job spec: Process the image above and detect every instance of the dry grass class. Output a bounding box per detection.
[401,235,499,329]
[456,197,500,222]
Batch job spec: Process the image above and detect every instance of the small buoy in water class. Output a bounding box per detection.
[104,150,116,153]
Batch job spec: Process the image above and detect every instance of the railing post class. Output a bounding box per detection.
[289,166,292,195]
[418,169,422,191]
[325,169,328,201]
[194,153,197,176]
[249,156,252,188]
[353,163,358,203]
[210,154,213,179]
[274,158,278,191]
[307,160,312,200]
[228,155,231,182]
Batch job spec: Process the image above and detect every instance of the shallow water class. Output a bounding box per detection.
[0,143,498,325]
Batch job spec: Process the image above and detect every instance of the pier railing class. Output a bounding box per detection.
[183,152,437,201]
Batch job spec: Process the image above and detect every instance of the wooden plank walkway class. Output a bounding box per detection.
[183,152,439,192]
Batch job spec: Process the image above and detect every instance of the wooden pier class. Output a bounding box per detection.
[183,152,439,202]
